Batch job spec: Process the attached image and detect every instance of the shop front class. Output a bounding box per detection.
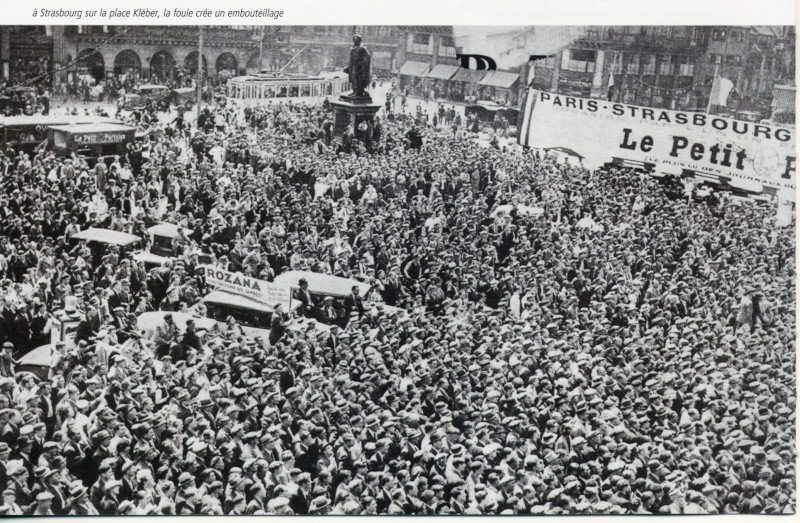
[477,71,521,106]
[421,64,460,101]
[397,61,430,97]
[450,68,488,103]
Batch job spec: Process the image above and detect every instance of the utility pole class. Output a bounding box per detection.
[196,26,203,120]
[278,44,309,75]
[259,26,265,72]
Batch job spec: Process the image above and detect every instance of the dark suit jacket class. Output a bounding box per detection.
[343,293,364,318]
[269,313,288,346]
[289,489,309,515]
[293,288,316,317]
[182,328,202,353]
[46,485,67,515]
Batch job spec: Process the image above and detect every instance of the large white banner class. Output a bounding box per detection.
[201,265,292,310]
[518,89,796,192]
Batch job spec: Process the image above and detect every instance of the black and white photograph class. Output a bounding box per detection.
[0,18,796,516]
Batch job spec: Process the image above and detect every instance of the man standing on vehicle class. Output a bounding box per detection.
[343,286,365,319]
[153,313,179,359]
[319,297,339,325]
[293,279,316,318]
[269,304,289,347]
[95,161,107,192]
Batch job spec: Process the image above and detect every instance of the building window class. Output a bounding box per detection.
[658,55,673,75]
[678,59,695,76]
[726,55,741,66]
[438,36,455,57]
[409,33,432,54]
[626,53,640,74]
[561,49,597,72]
[611,53,623,73]
[642,54,656,75]
[672,27,688,38]
[712,29,727,41]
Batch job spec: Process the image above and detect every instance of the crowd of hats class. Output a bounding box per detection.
[0,97,795,515]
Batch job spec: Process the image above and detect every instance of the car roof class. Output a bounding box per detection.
[147,222,194,238]
[273,271,371,298]
[201,290,301,313]
[71,227,141,246]
[136,311,217,334]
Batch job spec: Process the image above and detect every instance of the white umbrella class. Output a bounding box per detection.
[490,204,514,218]
[517,204,544,217]
[491,204,544,219]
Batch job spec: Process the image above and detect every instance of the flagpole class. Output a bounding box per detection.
[607,52,617,101]
[196,27,203,120]
[707,64,718,114]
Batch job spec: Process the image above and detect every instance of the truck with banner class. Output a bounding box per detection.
[49,122,136,167]
[518,89,795,196]
[135,265,322,342]
[200,265,293,311]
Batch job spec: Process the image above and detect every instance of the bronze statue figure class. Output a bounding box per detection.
[344,35,371,100]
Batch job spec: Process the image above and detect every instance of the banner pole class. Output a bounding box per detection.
[707,64,718,114]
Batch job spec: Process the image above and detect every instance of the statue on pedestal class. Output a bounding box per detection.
[343,35,371,102]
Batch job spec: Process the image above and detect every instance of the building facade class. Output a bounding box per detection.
[1,25,792,118]
[394,26,461,100]
[61,26,274,84]
[528,26,795,117]
[0,26,55,87]
[0,26,282,87]
[529,27,711,111]
[280,26,402,77]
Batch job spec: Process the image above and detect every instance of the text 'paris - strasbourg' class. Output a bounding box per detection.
[539,92,792,143]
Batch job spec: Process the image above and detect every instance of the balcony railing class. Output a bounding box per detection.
[70,27,260,48]
[575,31,707,54]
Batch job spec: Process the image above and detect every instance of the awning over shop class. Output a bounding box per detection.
[478,71,520,89]
[398,61,431,77]
[451,68,488,83]
[423,64,460,80]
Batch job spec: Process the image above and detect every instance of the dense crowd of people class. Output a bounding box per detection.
[0,85,795,515]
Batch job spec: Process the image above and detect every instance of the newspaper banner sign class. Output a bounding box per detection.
[201,265,292,310]
[518,89,796,192]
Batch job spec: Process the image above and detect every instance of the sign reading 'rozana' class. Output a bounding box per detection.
[201,265,292,310]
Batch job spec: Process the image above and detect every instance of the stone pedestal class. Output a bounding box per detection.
[330,98,382,140]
